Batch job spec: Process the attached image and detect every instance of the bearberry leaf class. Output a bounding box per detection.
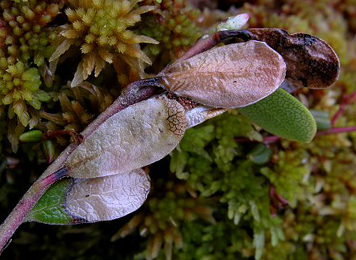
[65,96,186,178]
[238,88,317,143]
[159,40,286,109]
[26,179,72,224]
[27,169,150,225]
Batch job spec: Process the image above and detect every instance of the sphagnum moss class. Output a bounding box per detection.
[51,0,158,87]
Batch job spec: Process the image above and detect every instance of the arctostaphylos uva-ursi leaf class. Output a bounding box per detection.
[27,169,150,224]
[238,88,317,143]
[158,40,286,109]
[65,96,187,179]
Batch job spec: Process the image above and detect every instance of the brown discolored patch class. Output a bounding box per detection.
[219,28,340,89]
[166,92,198,110]
[163,97,187,137]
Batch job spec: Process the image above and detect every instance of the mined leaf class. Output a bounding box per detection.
[238,88,317,143]
[27,179,73,224]
[237,28,341,89]
[66,169,150,223]
[66,96,186,178]
[159,40,286,109]
[27,169,150,224]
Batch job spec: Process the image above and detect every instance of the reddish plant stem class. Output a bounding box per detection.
[0,167,68,255]
[316,126,356,136]
[235,126,356,144]
[331,91,356,126]
[269,185,289,217]
[0,79,161,255]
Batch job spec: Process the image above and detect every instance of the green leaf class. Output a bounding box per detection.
[247,144,272,165]
[27,179,72,224]
[253,230,265,260]
[19,130,42,142]
[238,88,317,143]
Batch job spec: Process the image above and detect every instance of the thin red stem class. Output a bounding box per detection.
[0,167,68,255]
[331,91,356,126]
[0,79,161,255]
[235,126,356,144]
[316,126,356,136]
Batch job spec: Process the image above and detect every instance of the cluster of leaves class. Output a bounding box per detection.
[1,1,356,260]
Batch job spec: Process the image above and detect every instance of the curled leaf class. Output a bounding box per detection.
[185,106,226,128]
[159,40,286,109]
[238,88,317,143]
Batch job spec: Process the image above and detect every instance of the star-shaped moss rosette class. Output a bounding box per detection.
[0,59,50,127]
[50,0,159,87]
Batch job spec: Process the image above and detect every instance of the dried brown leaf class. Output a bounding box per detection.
[159,40,286,108]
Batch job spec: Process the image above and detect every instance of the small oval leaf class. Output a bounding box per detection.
[66,169,150,223]
[66,96,186,178]
[238,88,317,143]
[27,169,150,224]
[19,130,42,142]
[159,40,286,109]
[247,144,273,165]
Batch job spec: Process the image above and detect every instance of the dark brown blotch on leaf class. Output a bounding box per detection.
[221,28,340,89]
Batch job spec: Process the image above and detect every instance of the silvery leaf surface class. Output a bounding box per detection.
[28,169,150,224]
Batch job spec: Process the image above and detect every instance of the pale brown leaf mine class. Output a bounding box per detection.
[177,28,340,90]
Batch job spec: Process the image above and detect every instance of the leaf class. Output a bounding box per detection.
[159,40,286,109]
[66,96,187,178]
[71,61,84,88]
[49,39,73,62]
[19,130,42,142]
[27,169,150,224]
[217,13,249,31]
[247,144,272,165]
[253,230,265,260]
[66,169,150,223]
[27,179,73,224]
[238,88,317,143]
[185,106,226,129]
